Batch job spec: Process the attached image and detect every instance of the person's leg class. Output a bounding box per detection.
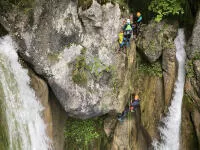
[118,107,129,121]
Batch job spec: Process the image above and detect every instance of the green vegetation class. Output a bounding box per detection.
[47,52,61,64]
[138,62,162,77]
[186,52,200,78]
[78,0,128,11]
[78,0,93,10]
[186,60,195,78]
[64,118,103,147]
[87,57,112,80]
[97,0,128,10]
[72,51,88,86]
[0,0,34,13]
[148,0,184,22]
[72,48,117,86]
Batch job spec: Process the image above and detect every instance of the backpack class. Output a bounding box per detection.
[124,24,132,36]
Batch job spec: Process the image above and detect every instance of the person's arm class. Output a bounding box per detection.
[137,16,142,23]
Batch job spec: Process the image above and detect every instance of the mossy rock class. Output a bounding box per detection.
[0,25,8,37]
[0,0,35,13]
[97,0,115,5]
[72,69,88,86]
[78,0,93,10]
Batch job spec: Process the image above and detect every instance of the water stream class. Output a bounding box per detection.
[153,29,186,150]
[0,36,51,150]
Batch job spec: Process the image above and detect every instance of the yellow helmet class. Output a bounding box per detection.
[134,95,139,100]
[137,12,141,17]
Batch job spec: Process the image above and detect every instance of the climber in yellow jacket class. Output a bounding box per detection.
[118,30,126,53]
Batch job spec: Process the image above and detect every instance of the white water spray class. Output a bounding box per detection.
[153,29,186,150]
[0,36,51,150]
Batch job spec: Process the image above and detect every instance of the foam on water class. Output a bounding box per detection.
[0,36,51,150]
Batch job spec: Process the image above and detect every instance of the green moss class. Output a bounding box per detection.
[87,57,109,80]
[186,60,195,78]
[148,40,157,52]
[47,52,60,64]
[77,0,128,11]
[72,48,116,87]
[78,0,93,10]
[72,55,88,86]
[183,94,194,111]
[0,0,35,14]
[0,25,8,37]
[64,118,104,147]
[186,52,200,78]
[138,61,162,77]
[97,0,115,5]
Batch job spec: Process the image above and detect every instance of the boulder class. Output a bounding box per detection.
[136,20,178,63]
[162,32,177,106]
[0,0,135,118]
[186,10,200,58]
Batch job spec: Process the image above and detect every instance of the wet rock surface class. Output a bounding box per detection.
[136,20,178,63]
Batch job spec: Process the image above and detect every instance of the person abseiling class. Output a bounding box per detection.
[123,19,133,47]
[117,93,138,121]
[130,94,141,112]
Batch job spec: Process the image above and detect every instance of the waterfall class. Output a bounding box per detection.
[0,36,51,150]
[153,29,186,150]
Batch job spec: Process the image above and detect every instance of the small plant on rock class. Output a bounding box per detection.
[64,118,103,146]
[138,62,163,77]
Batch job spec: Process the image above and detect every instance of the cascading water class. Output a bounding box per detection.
[152,29,186,150]
[0,36,51,150]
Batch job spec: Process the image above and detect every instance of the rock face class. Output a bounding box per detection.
[182,8,200,149]
[186,10,200,58]
[111,108,151,150]
[134,20,178,138]
[133,76,165,139]
[0,0,133,118]
[136,20,178,63]
[181,79,200,150]
[162,35,177,106]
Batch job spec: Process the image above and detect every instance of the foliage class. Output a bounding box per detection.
[138,62,162,77]
[0,0,34,13]
[186,60,194,78]
[186,52,200,78]
[78,0,128,11]
[64,118,103,146]
[72,55,88,86]
[148,0,184,22]
[72,48,114,85]
[97,0,128,10]
[78,0,93,10]
[87,57,112,80]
